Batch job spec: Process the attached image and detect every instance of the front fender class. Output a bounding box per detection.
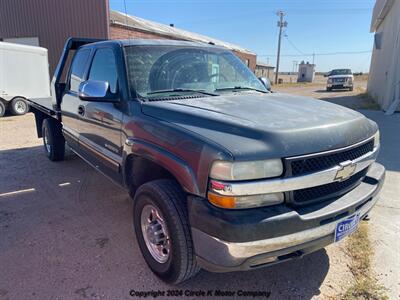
[123,138,201,195]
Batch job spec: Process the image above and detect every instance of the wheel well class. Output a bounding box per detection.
[125,155,177,194]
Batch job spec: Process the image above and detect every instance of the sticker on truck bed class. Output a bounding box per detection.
[334,214,360,242]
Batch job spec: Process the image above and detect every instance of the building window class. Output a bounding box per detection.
[374,32,383,50]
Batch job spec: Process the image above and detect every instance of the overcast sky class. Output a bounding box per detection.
[109,0,375,72]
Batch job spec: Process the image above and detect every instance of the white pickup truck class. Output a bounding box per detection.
[326,69,354,92]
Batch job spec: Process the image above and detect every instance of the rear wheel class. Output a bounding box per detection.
[133,179,200,284]
[0,101,5,117]
[10,97,29,115]
[42,118,65,161]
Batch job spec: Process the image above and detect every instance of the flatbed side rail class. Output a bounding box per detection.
[26,98,56,116]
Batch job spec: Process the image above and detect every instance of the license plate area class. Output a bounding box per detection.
[334,213,360,242]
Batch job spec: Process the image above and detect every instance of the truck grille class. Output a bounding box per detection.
[334,78,346,83]
[293,169,368,205]
[285,139,374,205]
[290,140,374,176]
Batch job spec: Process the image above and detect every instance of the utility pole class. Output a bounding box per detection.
[312,53,315,65]
[275,11,287,84]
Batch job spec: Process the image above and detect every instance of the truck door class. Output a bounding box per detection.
[78,47,123,183]
[61,48,91,149]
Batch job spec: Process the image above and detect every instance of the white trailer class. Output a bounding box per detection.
[0,42,50,117]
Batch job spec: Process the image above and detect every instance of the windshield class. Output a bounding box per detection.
[124,45,267,98]
[330,69,352,76]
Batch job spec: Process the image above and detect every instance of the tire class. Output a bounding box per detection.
[10,97,29,115]
[0,101,5,117]
[42,118,65,161]
[326,87,332,92]
[133,179,200,284]
[349,86,354,91]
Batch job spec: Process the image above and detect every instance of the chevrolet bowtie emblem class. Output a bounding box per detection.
[335,161,357,181]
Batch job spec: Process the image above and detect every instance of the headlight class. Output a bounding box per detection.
[208,192,284,209]
[373,130,380,148]
[210,159,283,181]
[327,78,333,84]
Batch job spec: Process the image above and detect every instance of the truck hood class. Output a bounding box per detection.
[141,92,377,160]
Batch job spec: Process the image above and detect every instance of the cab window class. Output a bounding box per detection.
[69,49,90,93]
[88,48,118,94]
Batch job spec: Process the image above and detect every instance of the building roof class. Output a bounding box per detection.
[109,10,255,55]
[370,0,395,32]
[256,61,275,68]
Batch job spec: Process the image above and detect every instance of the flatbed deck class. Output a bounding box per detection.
[27,97,56,116]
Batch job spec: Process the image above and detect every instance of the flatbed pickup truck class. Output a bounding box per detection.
[28,38,385,284]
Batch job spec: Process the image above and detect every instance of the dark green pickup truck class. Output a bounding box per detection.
[28,38,385,284]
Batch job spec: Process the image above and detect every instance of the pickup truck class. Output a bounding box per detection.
[326,69,354,91]
[28,38,385,284]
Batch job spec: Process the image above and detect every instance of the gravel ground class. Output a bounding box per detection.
[0,81,397,299]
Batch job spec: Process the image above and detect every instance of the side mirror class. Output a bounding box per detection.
[258,77,272,91]
[78,80,118,102]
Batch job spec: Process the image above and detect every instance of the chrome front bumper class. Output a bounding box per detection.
[193,162,385,272]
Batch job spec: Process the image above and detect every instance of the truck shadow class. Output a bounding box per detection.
[0,145,331,299]
[182,250,330,299]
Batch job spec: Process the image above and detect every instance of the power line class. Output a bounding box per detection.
[258,50,372,57]
[283,33,306,55]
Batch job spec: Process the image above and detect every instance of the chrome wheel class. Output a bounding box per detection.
[14,99,27,114]
[43,128,51,153]
[140,204,171,263]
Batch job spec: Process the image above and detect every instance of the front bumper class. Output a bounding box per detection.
[189,162,385,272]
[327,82,353,89]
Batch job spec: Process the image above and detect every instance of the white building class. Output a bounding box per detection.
[368,0,400,113]
[297,61,315,83]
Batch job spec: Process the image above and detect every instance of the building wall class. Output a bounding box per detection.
[110,24,169,40]
[255,67,274,82]
[232,51,256,72]
[368,0,400,111]
[110,24,257,71]
[0,0,110,76]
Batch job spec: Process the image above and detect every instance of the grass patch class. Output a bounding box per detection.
[357,93,381,110]
[343,221,387,299]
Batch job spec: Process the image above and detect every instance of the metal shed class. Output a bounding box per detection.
[368,0,400,113]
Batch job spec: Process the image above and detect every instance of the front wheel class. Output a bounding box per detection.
[10,97,29,115]
[133,179,200,284]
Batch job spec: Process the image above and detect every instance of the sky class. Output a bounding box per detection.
[109,0,376,72]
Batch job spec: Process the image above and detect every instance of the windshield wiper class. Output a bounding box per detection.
[215,86,268,93]
[147,88,218,96]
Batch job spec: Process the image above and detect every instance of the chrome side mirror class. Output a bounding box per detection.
[78,80,118,102]
[258,77,271,91]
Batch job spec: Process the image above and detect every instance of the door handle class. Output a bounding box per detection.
[78,105,85,116]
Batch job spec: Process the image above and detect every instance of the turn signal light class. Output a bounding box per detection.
[208,193,236,209]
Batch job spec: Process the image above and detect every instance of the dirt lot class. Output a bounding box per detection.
[0,81,399,299]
